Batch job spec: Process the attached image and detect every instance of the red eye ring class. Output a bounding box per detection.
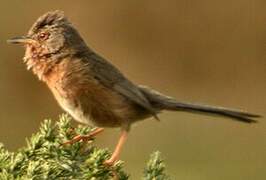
[38,32,49,40]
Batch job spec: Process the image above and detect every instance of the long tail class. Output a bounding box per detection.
[139,86,261,123]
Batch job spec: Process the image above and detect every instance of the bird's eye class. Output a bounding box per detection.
[38,32,49,41]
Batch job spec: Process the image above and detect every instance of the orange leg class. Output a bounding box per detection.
[104,129,128,165]
[63,127,104,145]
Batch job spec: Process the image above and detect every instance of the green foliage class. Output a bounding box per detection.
[143,152,170,180]
[0,114,170,180]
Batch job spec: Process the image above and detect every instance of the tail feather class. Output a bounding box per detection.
[161,101,260,123]
[139,85,261,123]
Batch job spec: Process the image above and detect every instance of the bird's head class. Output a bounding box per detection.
[8,10,88,79]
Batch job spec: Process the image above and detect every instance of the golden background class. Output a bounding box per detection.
[0,1,265,179]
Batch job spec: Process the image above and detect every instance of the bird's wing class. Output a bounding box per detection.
[88,53,159,120]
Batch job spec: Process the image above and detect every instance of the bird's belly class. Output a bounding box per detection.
[51,88,124,127]
[57,96,90,125]
[47,75,148,128]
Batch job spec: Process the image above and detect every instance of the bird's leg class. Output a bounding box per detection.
[63,127,104,145]
[104,129,128,165]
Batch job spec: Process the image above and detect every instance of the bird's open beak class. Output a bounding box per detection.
[7,36,36,45]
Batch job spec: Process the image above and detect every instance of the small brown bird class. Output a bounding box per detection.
[8,11,260,165]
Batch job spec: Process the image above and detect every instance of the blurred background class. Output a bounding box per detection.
[0,1,265,179]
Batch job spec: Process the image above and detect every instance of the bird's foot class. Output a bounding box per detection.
[62,127,104,145]
[103,129,128,166]
[104,157,117,166]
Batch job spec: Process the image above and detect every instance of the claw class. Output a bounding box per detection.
[62,127,104,145]
[104,158,117,166]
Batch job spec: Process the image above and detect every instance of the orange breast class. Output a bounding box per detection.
[43,61,127,127]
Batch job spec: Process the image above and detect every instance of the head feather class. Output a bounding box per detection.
[28,10,67,35]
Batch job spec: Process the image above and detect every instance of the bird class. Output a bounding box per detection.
[7,10,261,165]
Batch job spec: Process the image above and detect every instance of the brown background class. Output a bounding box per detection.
[0,1,265,179]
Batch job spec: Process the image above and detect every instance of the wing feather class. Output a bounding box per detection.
[87,53,159,120]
